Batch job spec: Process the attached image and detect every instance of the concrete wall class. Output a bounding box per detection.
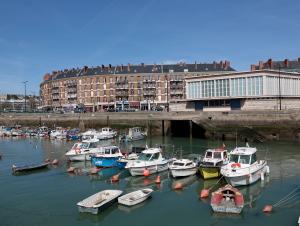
[169,102,195,112]
[241,98,300,110]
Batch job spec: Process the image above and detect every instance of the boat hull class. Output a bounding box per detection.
[91,157,121,167]
[211,204,243,214]
[223,164,268,186]
[67,154,91,161]
[199,166,221,179]
[170,167,197,178]
[128,163,169,176]
[118,189,153,206]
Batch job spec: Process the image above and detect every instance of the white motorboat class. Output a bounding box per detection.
[117,152,139,169]
[169,159,197,178]
[91,146,123,167]
[65,139,102,161]
[220,144,269,186]
[81,129,98,140]
[118,188,153,206]
[125,147,172,176]
[96,127,117,140]
[120,127,147,142]
[50,128,66,139]
[77,189,123,214]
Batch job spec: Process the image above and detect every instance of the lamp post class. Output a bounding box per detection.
[22,81,28,112]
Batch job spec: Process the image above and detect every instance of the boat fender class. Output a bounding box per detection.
[231,163,241,168]
[174,182,183,190]
[200,189,210,198]
[263,205,273,213]
[143,169,150,177]
[155,175,161,184]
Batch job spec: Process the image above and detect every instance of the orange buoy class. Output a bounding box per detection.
[143,169,150,177]
[111,174,120,182]
[90,167,99,175]
[200,189,210,198]
[174,182,183,190]
[67,167,75,173]
[263,205,273,213]
[52,159,59,165]
[155,175,161,184]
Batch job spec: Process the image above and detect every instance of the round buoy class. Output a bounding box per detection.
[155,175,161,184]
[174,182,183,190]
[90,167,99,175]
[52,159,59,165]
[111,174,120,182]
[200,189,210,198]
[143,169,150,177]
[67,167,75,173]
[263,205,273,213]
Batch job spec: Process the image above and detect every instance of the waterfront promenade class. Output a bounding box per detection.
[1,110,300,140]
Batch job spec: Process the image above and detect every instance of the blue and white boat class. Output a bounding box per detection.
[91,146,123,167]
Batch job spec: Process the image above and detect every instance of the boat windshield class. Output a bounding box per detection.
[213,152,222,159]
[138,153,152,161]
[229,154,251,164]
[205,151,213,158]
[173,162,185,166]
[81,143,89,149]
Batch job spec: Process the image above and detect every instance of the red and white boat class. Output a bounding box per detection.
[210,184,244,214]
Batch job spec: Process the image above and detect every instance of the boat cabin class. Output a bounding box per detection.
[229,147,257,165]
[172,159,194,167]
[138,148,162,161]
[101,127,114,133]
[103,146,121,155]
[204,149,228,160]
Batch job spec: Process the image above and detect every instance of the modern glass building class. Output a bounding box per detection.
[186,70,300,111]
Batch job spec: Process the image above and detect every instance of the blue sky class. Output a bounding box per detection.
[0,0,300,94]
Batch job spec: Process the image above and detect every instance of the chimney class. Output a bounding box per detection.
[298,57,300,63]
[108,64,112,71]
[84,66,88,73]
[267,58,273,69]
[101,64,104,72]
[259,61,264,70]
[121,64,124,71]
[283,59,289,68]
[127,63,131,72]
[220,61,223,69]
[195,61,197,71]
[224,60,230,69]
[250,64,256,71]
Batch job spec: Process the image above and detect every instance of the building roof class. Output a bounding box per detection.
[252,58,300,72]
[42,62,235,82]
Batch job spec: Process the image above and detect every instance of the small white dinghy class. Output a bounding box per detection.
[118,188,153,206]
[77,189,123,214]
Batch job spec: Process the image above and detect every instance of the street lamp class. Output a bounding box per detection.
[22,81,28,112]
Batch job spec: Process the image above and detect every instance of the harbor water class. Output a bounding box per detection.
[0,136,300,226]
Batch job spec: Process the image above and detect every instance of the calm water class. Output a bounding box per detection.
[0,136,300,226]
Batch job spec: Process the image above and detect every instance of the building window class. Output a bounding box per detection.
[104,90,106,96]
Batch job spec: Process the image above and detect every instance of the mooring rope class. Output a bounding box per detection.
[273,186,300,208]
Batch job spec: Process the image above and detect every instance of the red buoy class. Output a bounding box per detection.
[155,175,161,184]
[143,169,150,177]
[111,174,120,182]
[174,182,183,190]
[263,205,273,213]
[200,189,210,198]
